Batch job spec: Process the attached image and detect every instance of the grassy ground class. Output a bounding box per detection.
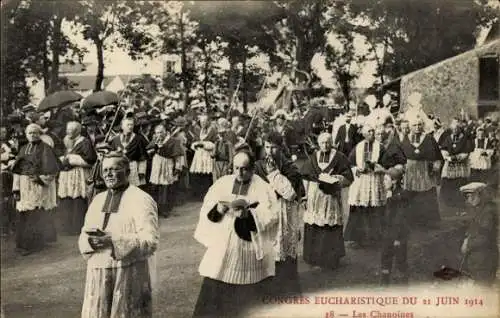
[0,194,495,318]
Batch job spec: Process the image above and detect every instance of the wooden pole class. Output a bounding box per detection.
[103,75,132,143]
[227,77,242,116]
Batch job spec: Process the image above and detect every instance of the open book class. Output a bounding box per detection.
[318,173,339,184]
[218,200,259,210]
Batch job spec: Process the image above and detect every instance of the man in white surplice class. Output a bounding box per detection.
[79,152,159,318]
[192,150,280,318]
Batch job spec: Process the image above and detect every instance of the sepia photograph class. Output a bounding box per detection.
[1,0,499,317]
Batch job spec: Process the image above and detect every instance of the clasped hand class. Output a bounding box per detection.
[356,164,384,176]
[29,175,46,186]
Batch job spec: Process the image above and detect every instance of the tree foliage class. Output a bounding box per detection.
[1,0,85,113]
[2,0,497,116]
[75,0,159,91]
[347,0,498,83]
[324,20,369,108]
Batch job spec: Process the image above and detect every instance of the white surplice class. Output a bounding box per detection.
[79,185,159,317]
[194,174,279,285]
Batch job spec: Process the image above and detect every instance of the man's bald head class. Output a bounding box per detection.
[233,151,254,182]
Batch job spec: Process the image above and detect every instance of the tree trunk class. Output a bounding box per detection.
[179,10,191,109]
[295,35,315,87]
[94,37,105,91]
[227,56,237,108]
[49,16,63,94]
[201,42,210,109]
[338,73,351,110]
[42,37,51,95]
[242,51,248,113]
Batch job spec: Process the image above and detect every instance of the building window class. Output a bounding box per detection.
[478,55,499,102]
[477,54,499,118]
[164,61,176,74]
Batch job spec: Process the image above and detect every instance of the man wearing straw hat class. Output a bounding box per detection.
[459,182,498,286]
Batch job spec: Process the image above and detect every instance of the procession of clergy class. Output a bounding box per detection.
[1,95,499,318]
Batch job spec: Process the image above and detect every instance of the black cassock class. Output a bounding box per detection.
[400,134,443,227]
[57,137,97,235]
[12,140,62,252]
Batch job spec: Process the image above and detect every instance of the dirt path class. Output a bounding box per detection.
[0,200,479,318]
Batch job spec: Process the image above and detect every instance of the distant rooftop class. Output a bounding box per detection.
[59,63,91,74]
[61,74,143,91]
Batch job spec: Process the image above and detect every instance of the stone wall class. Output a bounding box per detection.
[400,40,500,124]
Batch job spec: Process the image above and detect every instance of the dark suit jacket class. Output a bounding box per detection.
[334,124,359,155]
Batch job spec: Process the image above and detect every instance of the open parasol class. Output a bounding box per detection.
[81,91,119,109]
[38,91,83,111]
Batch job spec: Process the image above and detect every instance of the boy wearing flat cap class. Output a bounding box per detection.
[459,182,498,286]
[380,166,410,286]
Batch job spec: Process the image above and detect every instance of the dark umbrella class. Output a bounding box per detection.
[38,91,83,111]
[81,91,119,109]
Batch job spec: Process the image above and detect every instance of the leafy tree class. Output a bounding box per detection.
[324,20,369,108]
[188,1,284,111]
[348,0,498,84]
[1,0,84,113]
[33,1,84,93]
[139,1,198,109]
[273,0,338,82]
[197,37,229,109]
[121,74,163,109]
[76,0,159,92]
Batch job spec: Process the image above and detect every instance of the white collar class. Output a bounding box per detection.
[316,149,336,169]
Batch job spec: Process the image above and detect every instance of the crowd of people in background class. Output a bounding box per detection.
[1,98,499,316]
